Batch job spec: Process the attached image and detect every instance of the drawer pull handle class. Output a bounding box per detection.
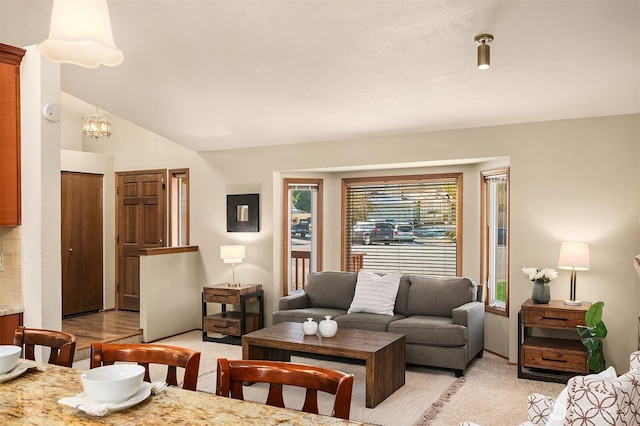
[541,316,567,321]
[542,357,567,363]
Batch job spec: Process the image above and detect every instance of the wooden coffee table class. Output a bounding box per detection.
[242,322,406,408]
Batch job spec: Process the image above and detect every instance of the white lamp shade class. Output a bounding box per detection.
[558,241,590,271]
[38,0,124,68]
[220,245,245,264]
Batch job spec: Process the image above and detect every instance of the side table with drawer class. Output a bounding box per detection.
[518,299,590,383]
[202,284,264,342]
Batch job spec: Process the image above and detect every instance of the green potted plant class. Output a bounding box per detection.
[577,301,607,372]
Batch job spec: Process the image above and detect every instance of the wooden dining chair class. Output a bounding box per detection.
[216,358,354,420]
[13,326,77,368]
[90,342,201,391]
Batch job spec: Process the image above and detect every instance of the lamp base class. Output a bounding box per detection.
[563,299,582,306]
[227,282,241,287]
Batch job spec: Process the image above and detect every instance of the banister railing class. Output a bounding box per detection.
[291,251,311,291]
[290,252,366,292]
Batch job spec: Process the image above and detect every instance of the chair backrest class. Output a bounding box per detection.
[216,358,354,420]
[90,342,201,391]
[13,326,77,367]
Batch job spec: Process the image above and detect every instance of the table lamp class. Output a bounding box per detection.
[558,241,590,306]
[220,245,245,287]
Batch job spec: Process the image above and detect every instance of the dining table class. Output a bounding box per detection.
[0,360,366,425]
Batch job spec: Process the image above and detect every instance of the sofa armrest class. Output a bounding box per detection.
[526,393,555,425]
[278,292,310,310]
[452,301,485,358]
[452,301,484,327]
[630,351,640,370]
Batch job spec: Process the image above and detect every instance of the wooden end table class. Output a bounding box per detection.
[202,284,264,342]
[242,322,406,408]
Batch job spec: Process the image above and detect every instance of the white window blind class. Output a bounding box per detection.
[343,175,460,275]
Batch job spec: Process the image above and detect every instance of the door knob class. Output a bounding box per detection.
[68,248,73,252]
[158,239,163,244]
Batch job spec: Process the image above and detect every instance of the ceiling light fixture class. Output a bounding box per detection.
[82,112,112,140]
[38,0,123,69]
[474,34,494,70]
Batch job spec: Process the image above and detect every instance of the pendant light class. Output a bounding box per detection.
[39,0,123,68]
[82,111,112,140]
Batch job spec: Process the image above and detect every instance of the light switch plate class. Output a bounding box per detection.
[0,252,4,272]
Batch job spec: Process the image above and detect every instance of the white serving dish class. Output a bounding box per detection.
[0,345,21,374]
[81,364,145,403]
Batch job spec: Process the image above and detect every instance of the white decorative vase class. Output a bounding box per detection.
[319,316,338,338]
[302,318,318,335]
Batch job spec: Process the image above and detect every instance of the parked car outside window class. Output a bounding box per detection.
[291,218,310,237]
[351,221,393,245]
[393,223,415,242]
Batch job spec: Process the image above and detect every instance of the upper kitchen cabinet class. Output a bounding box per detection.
[0,44,26,227]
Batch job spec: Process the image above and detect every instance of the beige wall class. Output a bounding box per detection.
[58,91,639,373]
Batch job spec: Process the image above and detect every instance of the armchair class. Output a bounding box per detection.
[524,351,640,425]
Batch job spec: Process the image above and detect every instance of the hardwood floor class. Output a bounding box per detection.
[62,310,142,352]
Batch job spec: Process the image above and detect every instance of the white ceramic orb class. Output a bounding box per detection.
[319,316,338,338]
[302,318,318,335]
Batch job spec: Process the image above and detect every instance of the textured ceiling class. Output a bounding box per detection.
[1,1,639,152]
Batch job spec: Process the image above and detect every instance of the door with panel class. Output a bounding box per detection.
[116,170,166,312]
[61,172,104,317]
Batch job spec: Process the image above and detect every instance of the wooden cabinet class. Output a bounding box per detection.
[0,44,26,227]
[518,299,590,383]
[202,284,264,342]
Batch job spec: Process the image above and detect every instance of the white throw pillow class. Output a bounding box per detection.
[544,366,617,426]
[347,270,402,316]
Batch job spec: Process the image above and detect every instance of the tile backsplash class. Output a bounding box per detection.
[0,227,22,307]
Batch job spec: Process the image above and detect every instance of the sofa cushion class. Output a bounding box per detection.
[347,270,402,316]
[336,312,404,332]
[305,271,357,310]
[405,275,476,317]
[388,315,468,346]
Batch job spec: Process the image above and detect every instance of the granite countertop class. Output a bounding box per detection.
[0,305,24,316]
[0,361,366,425]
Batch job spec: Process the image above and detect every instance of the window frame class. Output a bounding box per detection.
[481,168,510,317]
[169,168,189,247]
[282,178,323,296]
[341,173,462,274]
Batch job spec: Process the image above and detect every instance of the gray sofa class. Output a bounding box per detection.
[272,271,485,376]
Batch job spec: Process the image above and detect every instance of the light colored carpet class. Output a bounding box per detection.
[74,331,567,425]
[416,352,566,426]
[75,330,457,426]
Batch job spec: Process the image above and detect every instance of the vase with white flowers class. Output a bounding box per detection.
[522,267,558,304]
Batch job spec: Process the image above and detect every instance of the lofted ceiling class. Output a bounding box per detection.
[0,0,639,152]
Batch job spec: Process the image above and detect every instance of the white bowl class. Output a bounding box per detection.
[0,345,21,374]
[81,364,145,403]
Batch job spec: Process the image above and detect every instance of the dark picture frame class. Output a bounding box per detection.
[227,193,260,232]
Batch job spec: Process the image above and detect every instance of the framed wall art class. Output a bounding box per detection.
[227,193,260,232]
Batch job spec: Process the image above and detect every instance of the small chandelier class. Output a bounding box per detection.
[82,113,111,139]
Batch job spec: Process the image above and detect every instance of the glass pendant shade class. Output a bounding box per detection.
[82,114,111,139]
[38,0,123,68]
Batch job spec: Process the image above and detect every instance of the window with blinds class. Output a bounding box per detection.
[342,174,461,275]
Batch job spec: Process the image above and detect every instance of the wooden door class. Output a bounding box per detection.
[116,170,166,311]
[61,172,104,317]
